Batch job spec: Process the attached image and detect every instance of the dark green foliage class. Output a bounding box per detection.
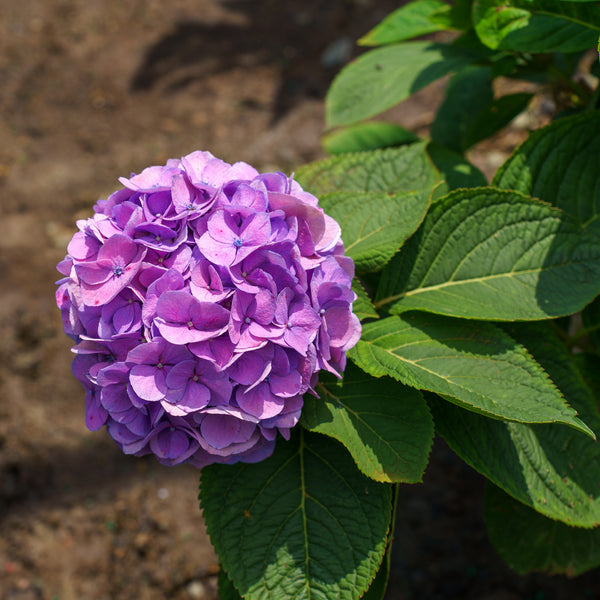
[199,3,600,596]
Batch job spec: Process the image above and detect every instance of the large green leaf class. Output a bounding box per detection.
[319,190,430,272]
[502,322,599,416]
[295,142,439,197]
[359,489,395,600]
[426,143,488,195]
[218,568,244,600]
[359,546,390,600]
[463,92,533,149]
[431,65,532,153]
[432,400,600,526]
[573,352,600,405]
[358,0,453,46]
[494,111,600,237]
[200,430,392,600]
[351,279,380,322]
[485,484,600,576]
[322,122,418,155]
[429,322,600,526]
[349,314,594,436]
[582,295,600,353]
[301,365,434,483]
[431,65,494,153]
[375,188,600,320]
[473,0,600,53]
[326,42,478,127]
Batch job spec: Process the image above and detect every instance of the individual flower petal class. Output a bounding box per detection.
[154,290,230,344]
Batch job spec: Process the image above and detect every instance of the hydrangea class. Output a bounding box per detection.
[56,151,361,467]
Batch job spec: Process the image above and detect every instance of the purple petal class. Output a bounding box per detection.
[165,360,196,389]
[129,364,167,401]
[97,234,140,265]
[201,414,241,449]
[236,384,284,419]
[173,381,211,412]
[203,375,233,405]
[239,211,270,245]
[196,232,237,266]
[76,259,114,285]
[269,370,302,398]
[119,164,178,192]
[150,427,191,459]
[206,210,238,245]
[68,231,100,261]
[100,384,132,413]
[85,391,108,431]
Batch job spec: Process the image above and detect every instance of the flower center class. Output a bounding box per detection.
[192,375,199,382]
[233,238,243,248]
[187,320,194,328]
[113,266,124,277]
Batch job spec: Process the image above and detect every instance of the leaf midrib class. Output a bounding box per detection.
[361,337,574,422]
[318,382,411,474]
[375,262,578,310]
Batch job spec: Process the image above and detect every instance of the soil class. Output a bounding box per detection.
[1,1,600,599]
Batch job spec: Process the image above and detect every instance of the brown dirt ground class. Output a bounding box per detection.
[2,1,600,599]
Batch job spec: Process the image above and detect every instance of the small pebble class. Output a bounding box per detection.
[186,580,207,599]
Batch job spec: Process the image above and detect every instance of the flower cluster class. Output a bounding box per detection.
[56,151,361,467]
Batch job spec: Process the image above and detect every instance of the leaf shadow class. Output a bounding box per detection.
[129,0,397,123]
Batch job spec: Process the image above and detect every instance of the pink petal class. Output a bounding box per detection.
[236,384,284,419]
[130,364,166,401]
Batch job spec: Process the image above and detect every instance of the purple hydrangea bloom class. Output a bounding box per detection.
[56,150,361,467]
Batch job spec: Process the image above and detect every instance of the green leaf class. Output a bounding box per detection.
[359,530,391,599]
[430,0,475,30]
[431,65,494,153]
[218,568,244,600]
[359,558,388,599]
[431,398,600,526]
[358,0,453,46]
[582,295,600,352]
[431,66,532,153]
[485,484,600,576]
[350,314,594,436]
[322,122,418,154]
[375,188,600,320]
[463,92,533,149]
[493,111,600,237]
[351,279,380,322]
[429,322,600,526]
[319,190,430,272]
[573,352,600,404]
[473,0,600,53]
[295,142,439,197]
[326,42,478,128]
[502,321,599,417]
[426,143,488,195]
[301,364,434,483]
[200,430,392,600]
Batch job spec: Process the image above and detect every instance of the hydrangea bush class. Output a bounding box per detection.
[57,1,600,598]
[56,151,360,468]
